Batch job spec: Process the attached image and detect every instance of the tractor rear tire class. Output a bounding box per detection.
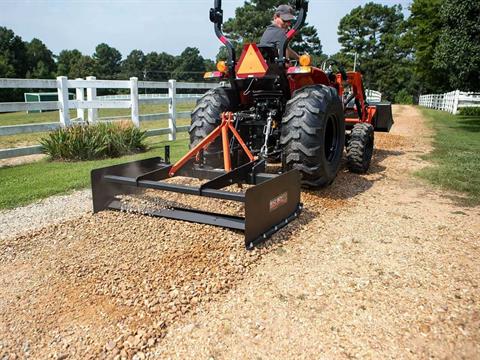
[346,123,374,173]
[280,85,345,188]
[189,87,235,168]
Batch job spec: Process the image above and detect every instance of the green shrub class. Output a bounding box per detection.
[394,89,414,105]
[41,121,147,161]
[458,107,480,116]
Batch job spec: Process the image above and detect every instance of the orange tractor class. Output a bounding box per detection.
[197,0,393,183]
[91,0,393,249]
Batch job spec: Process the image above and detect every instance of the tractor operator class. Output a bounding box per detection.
[259,4,300,61]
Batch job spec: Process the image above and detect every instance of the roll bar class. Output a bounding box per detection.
[279,0,309,63]
[210,0,236,74]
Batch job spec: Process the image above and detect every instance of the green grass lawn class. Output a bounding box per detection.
[417,108,480,205]
[0,135,190,210]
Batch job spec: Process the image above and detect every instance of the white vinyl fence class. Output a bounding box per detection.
[0,77,218,160]
[365,89,382,103]
[419,90,480,114]
[0,77,383,160]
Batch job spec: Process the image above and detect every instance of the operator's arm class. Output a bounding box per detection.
[261,25,300,61]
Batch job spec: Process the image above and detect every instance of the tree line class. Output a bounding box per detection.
[1,0,479,103]
[335,0,479,102]
[0,26,214,81]
[0,26,215,101]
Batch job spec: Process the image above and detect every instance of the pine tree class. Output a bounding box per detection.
[337,2,411,100]
[433,0,480,91]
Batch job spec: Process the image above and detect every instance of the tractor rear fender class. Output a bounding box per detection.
[287,67,330,94]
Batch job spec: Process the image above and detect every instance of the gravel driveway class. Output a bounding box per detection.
[0,105,479,359]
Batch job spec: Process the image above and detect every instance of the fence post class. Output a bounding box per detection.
[75,78,85,122]
[56,76,70,127]
[453,89,460,115]
[168,79,177,141]
[130,77,140,127]
[86,76,97,123]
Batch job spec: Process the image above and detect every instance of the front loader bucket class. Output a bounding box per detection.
[91,157,302,249]
[372,101,394,132]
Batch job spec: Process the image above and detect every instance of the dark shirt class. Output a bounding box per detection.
[259,24,287,49]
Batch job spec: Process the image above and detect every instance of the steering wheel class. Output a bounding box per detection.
[323,59,347,81]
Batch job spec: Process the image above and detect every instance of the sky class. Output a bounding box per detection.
[0,0,412,60]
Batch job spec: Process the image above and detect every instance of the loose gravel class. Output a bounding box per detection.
[0,190,91,240]
[118,177,248,218]
[0,105,479,359]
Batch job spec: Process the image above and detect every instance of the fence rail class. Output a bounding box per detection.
[419,90,480,114]
[365,89,382,103]
[0,77,217,159]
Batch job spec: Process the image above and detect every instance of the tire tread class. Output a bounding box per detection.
[280,85,345,188]
[346,122,374,173]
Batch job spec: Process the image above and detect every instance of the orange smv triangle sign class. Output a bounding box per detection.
[236,44,269,78]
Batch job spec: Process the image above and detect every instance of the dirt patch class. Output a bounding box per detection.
[0,154,46,168]
[0,105,479,359]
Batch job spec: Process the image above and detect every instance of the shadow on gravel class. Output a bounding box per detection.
[314,172,377,200]
[440,193,479,208]
[305,149,404,201]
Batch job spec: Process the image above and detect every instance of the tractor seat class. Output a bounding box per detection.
[257,45,278,63]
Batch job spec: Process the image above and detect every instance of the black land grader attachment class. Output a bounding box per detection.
[91,149,302,249]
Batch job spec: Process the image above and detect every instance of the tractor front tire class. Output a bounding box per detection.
[189,87,235,168]
[280,85,345,188]
[346,123,374,173]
